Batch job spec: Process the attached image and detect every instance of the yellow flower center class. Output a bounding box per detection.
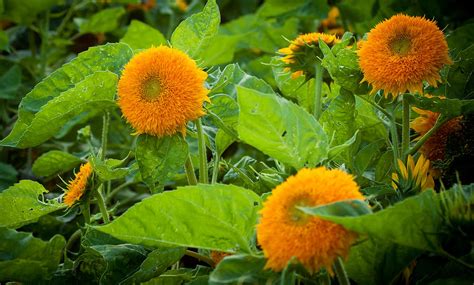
[142,77,162,101]
[390,35,412,56]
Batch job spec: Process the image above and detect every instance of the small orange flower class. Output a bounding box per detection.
[117,46,209,136]
[175,0,188,12]
[63,162,93,207]
[411,99,462,176]
[257,167,364,273]
[358,14,451,97]
[319,7,345,36]
[279,33,340,79]
[127,0,156,11]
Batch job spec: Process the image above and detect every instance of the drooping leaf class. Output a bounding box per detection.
[0,180,65,229]
[95,184,261,253]
[32,150,82,177]
[135,134,188,192]
[171,0,220,62]
[122,247,186,284]
[209,254,278,284]
[0,227,65,282]
[120,20,167,50]
[77,7,126,34]
[237,86,329,169]
[1,71,118,148]
[74,244,148,284]
[1,43,133,148]
[90,155,130,182]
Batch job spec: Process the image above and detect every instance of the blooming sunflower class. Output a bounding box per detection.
[63,162,93,207]
[358,14,451,97]
[411,101,462,176]
[279,33,340,79]
[257,167,364,273]
[392,154,434,193]
[117,46,209,136]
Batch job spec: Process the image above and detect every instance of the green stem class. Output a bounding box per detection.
[95,184,110,224]
[56,0,77,35]
[185,250,215,267]
[81,202,91,224]
[313,63,324,120]
[65,229,81,254]
[401,96,410,162]
[389,106,400,166]
[407,115,449,156]
[211,152,219,184]
[184,154,198,185]
[101,112,110,160]
[196,119,208,183]
[356,94,392,119]
[333,257,350,285]
[39,11,50,77]
[105,181,133,204]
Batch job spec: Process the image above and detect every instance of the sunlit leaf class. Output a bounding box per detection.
[120,20,166,50]
[32,150,82,177]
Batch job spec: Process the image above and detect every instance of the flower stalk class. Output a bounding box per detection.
[184,154,198,185]
[196,119,208,183]
[401,96,410,162]
[95,184,110,224]
[314,63,324,120]
[334,257,350,285]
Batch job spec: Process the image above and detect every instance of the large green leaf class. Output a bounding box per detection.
[302,190,453,252]
[1,71,118,148]
[0,180,65,229]
[345,239,422,285]
[209,254,278,284]
[1,43,133,148]
[0,227,65,282]
[135,134,188,192]
[171,0,220,62]
[77,7,126,34]
[120,20,167,50]
[74,244,148,284]
[32,150,82,177]
[95,184,261,253]
[237,86,329,169]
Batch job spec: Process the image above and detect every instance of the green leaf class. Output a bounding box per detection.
[171,0,220,62]
[77,7,126,34]
[1,71,118,148]
[345,239,422,285]
[328,131,359,159]
[320,41,370,95]
[122,247,186,284]
[308,190,447,252]
[143,266,211,285]
[0,180,65,228]
[209,254,278,284]
[0,30,8,51]
[199,34,240,67]
[237,86,328,169]
[135,134,188,192]
[74,244,148,284]
[0,227,65,282]
[404,93,474,118]
[299,199,372,217]
[32,150,82,177]
[256,0,307,17]
[444,45,474,99]
[95,184,261,253]
[1,43,133,148]
[0,65,21,99]
[120,20,167,50]
[90,155,130,182]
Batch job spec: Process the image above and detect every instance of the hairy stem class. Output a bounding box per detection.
[184,154,198,185]
[313,63,324,120]
[196,119,208,183]
[334,257,350,285]
[95,184,110,224]
[408,115,448,156]
[401,96,410,162]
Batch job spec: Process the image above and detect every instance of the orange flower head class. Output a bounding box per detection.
[319,7,344,37]
[411,97,462,176]
[63,162,93,207]
[279,33,340,79]
[358,14,451,97]
[127,0,156,11]
[175,0,188,12]
[257,167,364,273]
[392,154,435,193]
[117,46,209,136]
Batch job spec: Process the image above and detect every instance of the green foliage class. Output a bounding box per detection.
[0,162,17,191]
[0,227,65,282]
[209,254,277,284]
[95,184,261,253]
[135,134,188,192]
[90,155,131,182]
[32,150,82,177]
[237,86,328,169]
[120,20,167,50]
[0,65,21,99]
[0,180,64,228]
[0,0,63,25]
[299,199,372,217]
[171,0,220,63]
[1,43,133,148]
[76,7,126,34]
